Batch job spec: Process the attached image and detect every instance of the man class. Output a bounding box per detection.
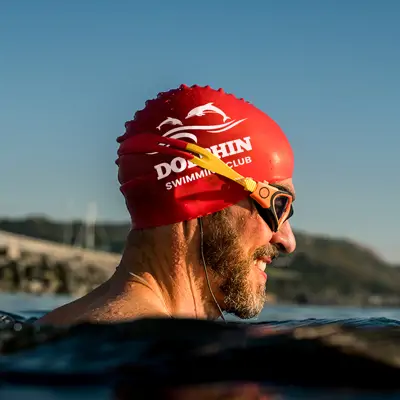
[37,84,296,325]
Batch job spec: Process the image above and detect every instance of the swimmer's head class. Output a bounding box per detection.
[117,84,296,319]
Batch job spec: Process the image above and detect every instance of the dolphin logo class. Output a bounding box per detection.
[185,103,231,123]
[156,117,183,131]
[147,102,246,155]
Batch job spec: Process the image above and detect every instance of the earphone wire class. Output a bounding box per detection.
[198,217,227,323]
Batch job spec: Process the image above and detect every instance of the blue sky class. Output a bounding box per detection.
[1,0,399,262]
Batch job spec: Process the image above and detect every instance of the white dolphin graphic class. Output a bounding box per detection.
[156,117,183,130]
[185,103,231,122]
[146,102,246,155]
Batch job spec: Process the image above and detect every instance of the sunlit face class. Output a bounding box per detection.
[202,179,296,319]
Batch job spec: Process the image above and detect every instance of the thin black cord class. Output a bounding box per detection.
[198,217,227,323]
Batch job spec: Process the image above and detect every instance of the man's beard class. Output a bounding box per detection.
[201,210,278,319]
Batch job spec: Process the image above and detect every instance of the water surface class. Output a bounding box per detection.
[2,292,400,322]
[1,293,400,400]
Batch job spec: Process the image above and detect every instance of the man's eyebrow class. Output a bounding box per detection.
[272,184,296,201]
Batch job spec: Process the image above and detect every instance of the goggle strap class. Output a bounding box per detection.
[185,143,254,189]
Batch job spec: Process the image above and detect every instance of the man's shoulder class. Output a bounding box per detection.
[36,297,169,326]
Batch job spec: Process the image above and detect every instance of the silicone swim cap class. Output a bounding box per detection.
[117,84,294,229]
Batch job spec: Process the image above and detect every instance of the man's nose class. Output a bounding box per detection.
[270,221,296,254]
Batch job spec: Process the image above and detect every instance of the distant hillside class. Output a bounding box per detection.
[0,216,399,306]
[271,233,400,305]
[0,216,128,253]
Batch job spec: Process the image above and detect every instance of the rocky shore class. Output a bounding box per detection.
[0,230,119,297]
[0,229,297,300]
[1,223,400,307]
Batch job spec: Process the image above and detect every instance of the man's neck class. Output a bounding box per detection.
[109,224,221,320]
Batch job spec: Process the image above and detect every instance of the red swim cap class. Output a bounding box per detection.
[117,84,294,229]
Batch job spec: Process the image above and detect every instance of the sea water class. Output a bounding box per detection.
[1,293,400,400]
[2,292,400,322]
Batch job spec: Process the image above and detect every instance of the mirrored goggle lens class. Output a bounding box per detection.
[273,195,291,220]
[253,194,294,232]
